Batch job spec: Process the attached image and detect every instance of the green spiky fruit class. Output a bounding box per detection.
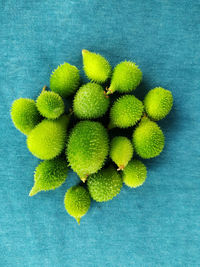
[27,115,69,160]
[133,117,165,159]
[144,87,173,121]
[73,82,109,119]
[123,159,147,188]
[110,136,133,170]
[29,158,68,196]
[36,89,64,119]
[64,185,91,224]
[108,61,142,94]
[87,166,123,202]
[11,98,41,135]
[67,121,109,182]
[50,63,80,97]
[82,49,112,83]
[110,95,144,128]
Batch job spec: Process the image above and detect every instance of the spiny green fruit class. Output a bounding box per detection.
[50,62,80,97]
[73,82,109,119]
[123,159,147,188]
[36,87,64,119]
[67,121,109,182]
[107,61,142,94]
[144,87,173,121]
[133,117,165,159]
[110,95,144,128]
[110,136,133,170]
[11,98,41,135]
[82,49,112,83]
[29,158,68,196]
[27,115,69,160]
[87,166,123,202]
[64,185,91,224]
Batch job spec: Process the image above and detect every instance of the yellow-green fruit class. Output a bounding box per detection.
[87,166,123,202]
[67,121,109,182]
[144,87,173,121]
[27,115,69,160]
[64,185,91,224]
[50,63,80,97]
[29,158,68,196]
[36,90,64,119]
[73,82,109,119]
[133,117,165,159]
[123,159,147,188]
[110,136,133,170]
[82,49,112,83]
[108,61,142,94]
[11,98,41,135]
[110,95,144,128]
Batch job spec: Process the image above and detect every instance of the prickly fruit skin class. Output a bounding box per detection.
[11,98,41,135]
[108,61,142,94]
[29,158,68,196]
[87,166,123,202]
[50,63,80,97]
[144,87,173,121]
[82,49,112,83]
[123,159,147,188]
[27,115,69,160]
[67,121,109,182]
[110,136,133,170]
[110,95,144,128]
[64,185,91,224]
[73,82,109,119]
[133,117,165,159]
[36,91,65,119]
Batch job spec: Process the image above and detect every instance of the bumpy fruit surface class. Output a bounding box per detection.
[82,49,112,83]
[110,136,133,170]
[144,87,173,121]
[29,158,68,196]
[87,166,123,202]
[133,117,165,159]
[50,63,80,97]
[36,90,64,119]
[123,159,147,188]
[27,115,69,160]
[108,61,142,94]
[67,121,109,181]
[64,185,91,224]
[11,98,40,135]
[110,95,144,128]
[73,82,109,119]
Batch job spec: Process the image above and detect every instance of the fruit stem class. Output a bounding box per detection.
[117,165,124,171]
[42,85,47,92]
[81,175,88,183]
[106,88,113,95]
[104,91,109,99]
[29,183,40,197]
[76,217,81,225]
[82,49,89,55]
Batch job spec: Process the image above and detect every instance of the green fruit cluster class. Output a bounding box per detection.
[11,49,173,224]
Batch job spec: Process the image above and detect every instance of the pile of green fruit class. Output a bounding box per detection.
[11,50,173,224]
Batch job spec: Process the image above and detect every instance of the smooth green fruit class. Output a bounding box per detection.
[67,121,109,182]
[133,117,165,159]
[29,158,68,196]
[110,95,144,128]
[27,115,69,160]
[36,89,64,119]
[144,87,173,121]
[110,136,133,170]
[107,61,142,94]
[82,49,112,83]
[64,185,91,224]
[50,63,80,97]
[87,166,123,202]
[11,98,41,135]
[73,82,109,119]
[123,159,147,188]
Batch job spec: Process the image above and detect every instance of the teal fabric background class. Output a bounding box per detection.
[0,1,200,266]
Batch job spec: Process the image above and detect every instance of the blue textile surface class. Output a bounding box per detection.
[0,1,200,266]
